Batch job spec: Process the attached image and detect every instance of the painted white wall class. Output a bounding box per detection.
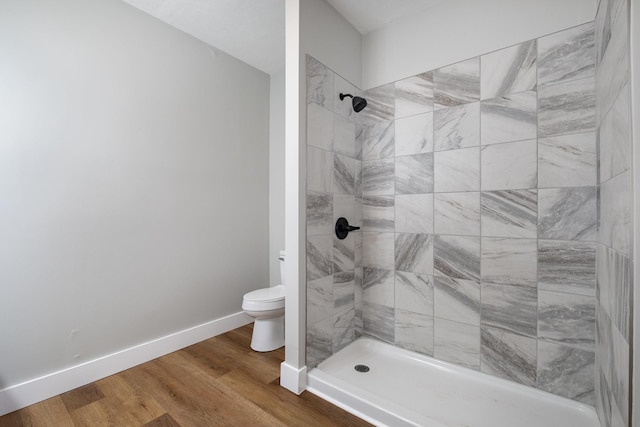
[0,0,269,392]
[281,0,362,393]
[270,70,286,286]
[363,0,598,88]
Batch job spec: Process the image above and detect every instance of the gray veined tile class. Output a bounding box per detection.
[538,132,597,188]
[434,318,480,370]
[611,325,630,424]
[480,139,537,191]
[307,316,333,368]
[480,91,537,145]
[354,160,362,195]
[480,282,537,337]
[307,102,333,150]
[333,194,355,224]
[362,158,394,196]
[333,271,355,314]
[481,40,537,100]
[307,146,333,193]
[538,240,596,297]
[434,57,480,109]
[595,368,612,427]
[434,102,480,151]
[363,83,395,121]
[434,274,480,326]
[434,147,480,193]
[481,238,537,288]
[363,267,394,307]
[333,113,356,158]
[334,154,356,195]
[333,234,355,273]
[538,76,595,138]
[354,231,363,268]
[538,187,597,241]
[599,84,631,183]
[355,116,364,161]
[333,309,355,353]
[594,0,611,65]
[333,74,355,120]
[537,340,595,405]
[480,190,537,238]
[538,290,595,351]
[395,271,434,316]
[394,71,434,119]
[307,235,333,280]
[307,275,333,326]
[306,55,333,109]
[612,251,632,341]
[597,243,632,340]
[395,153,434,195]
[538,21,596,87]
[597,302,613,386]
[434,192,480,236]
[362,195,394,232]
[307,191,333,236]
[363,301,395,343]
[395,112,434,156]
[395,233,434,275]
[361,117,394,160]
[599,168,630,256]
[596,0,629,117]
[395,194,434,234]
[362,232,395,269]
[596,244,614,318]
[395,309,434,356]
[611,399,626,427]
[434,235,480,281]
[480,326,537,386]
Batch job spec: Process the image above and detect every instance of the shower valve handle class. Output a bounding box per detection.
[335,217,360,240]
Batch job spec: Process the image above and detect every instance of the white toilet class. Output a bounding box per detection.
[242,250,285,352]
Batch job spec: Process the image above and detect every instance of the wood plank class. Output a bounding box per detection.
[153,351,287,427]
[95,374,165,425]
[119,362,222,427]
[60,383,105,412]
[142,413,181,427]
[218,367,371,427]
[15,397,74,427]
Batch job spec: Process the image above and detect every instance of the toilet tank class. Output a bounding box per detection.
[279,250,286,286]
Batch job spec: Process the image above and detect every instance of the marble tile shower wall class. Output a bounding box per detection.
[594,0,632,426]
[359,23,600,404]
[306,56,362,368]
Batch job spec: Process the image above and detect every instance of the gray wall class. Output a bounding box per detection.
[594,0,633,426]
[270,70,286,286]
[0,0,269,388]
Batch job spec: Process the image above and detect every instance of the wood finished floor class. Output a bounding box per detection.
[0,325,371,427]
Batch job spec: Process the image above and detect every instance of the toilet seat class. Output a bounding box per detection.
[242,285,285,311]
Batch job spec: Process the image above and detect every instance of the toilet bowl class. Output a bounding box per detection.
[242,251,285,352]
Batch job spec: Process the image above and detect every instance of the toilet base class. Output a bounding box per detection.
[251,314,285,352]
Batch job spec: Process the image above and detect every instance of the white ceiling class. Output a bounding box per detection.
[121,0,440,75]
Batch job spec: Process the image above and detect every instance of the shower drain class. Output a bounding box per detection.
[354,364,370,373]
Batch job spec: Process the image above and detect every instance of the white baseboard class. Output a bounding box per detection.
[0,311,252,416]
[280,361,307,395]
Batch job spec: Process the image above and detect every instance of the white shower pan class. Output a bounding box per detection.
[307,338,600,427]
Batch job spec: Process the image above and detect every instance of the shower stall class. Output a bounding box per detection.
[300,0,632,425]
